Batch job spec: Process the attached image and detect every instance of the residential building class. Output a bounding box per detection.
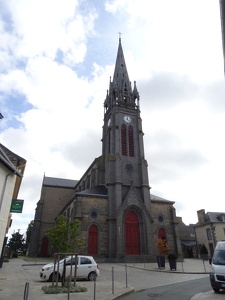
[0,143,26,267]
[195,209,225,257]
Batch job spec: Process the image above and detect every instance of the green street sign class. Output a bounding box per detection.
[10,199,24,213]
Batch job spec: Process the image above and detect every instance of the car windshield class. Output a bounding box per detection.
[58,256,77,265]
[213,250,225,265]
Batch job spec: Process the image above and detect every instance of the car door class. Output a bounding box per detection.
[65,256,76,278]
[77,256,94,279]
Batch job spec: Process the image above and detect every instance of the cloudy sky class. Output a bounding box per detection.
[0,0,224,237]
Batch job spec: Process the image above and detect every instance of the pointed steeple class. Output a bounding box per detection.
[104,38,139,113]
[112,37,131,92]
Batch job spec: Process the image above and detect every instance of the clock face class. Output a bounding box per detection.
[123,115,131,123]
[107,118,111,127]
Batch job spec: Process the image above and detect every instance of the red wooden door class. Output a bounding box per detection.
[88,225,98,254]
[158,228,166,240]
[125,211,140,254]
[41,237,49,257]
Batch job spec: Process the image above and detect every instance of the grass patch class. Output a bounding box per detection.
[42,283,87,294]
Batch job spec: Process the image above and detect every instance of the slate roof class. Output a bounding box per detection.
[0,144,22,176]
[43,176,78,188]
[76,185,108,197]
[151,194,175,204]
[205,212,225,223]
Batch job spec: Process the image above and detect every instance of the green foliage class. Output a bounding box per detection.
[167,253,177,259]
[42,283,87,294]
[156,238,169,256]
[7,231,26,254]
[12,251,18,258]
[25,220,34,248]
[46,216,84,253]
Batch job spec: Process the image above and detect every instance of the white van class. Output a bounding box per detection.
[209,241,225,293]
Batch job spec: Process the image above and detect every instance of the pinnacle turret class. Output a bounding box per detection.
[104,38,139,113]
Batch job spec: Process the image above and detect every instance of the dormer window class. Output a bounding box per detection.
[217,215,225,222]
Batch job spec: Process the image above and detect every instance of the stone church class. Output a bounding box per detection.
[29,38,193,260]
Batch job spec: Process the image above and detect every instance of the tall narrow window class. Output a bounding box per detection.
[128,126,134,157]
[121,124,127,155]
[108,129,111,154]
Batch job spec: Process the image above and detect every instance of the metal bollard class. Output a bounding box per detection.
[93,278,96,300]
[112,266,114,294]
[23,282,29,300]
[125,262,128,288]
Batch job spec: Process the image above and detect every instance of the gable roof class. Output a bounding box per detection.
[76,185,108,197]
[206,212,225,223]
[0,143,24,176]
[43,176,78,188]
[151,194,175,204]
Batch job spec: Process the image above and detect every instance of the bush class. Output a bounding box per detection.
[42,283,87,294]
[167,253,177,259]
[200,244,208,254]
[156,238,169,256]
[12,252,18,258]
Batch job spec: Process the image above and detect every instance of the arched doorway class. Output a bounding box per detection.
[88,225,98,254]
[158,228,166,240]
[41,237,49,257]
[125,211,140,254]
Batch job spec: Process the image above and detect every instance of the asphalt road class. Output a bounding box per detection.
[119,277,211,300]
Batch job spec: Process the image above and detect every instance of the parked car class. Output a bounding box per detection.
[40,255,100,282]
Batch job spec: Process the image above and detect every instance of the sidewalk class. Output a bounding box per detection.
[0,258,134,300]
[0,258,225,300]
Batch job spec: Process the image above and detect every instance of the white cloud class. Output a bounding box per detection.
[0,0,225,236]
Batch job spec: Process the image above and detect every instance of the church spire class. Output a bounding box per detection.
[112,37,131,92]
[104,38,139,113]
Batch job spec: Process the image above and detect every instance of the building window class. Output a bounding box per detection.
[158,214,164,223]
[206,228,212,240]
[90,209,98,219]
[121,124,127,156]
[121,124,135,157]
[128,126,134,157]
[108,128,111,154]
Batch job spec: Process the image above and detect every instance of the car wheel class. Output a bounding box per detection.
[88,272,97,281]
[213,288,220,293]
[49,272,61,282]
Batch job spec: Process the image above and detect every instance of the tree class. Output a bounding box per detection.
[25,220,34,250]
[7,231,26,254]
[156,237,169,256]
[46,216,84,253]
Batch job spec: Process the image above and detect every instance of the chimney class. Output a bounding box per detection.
[197,209,206,224]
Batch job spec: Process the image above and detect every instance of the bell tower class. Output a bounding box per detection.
[102,38,153,258]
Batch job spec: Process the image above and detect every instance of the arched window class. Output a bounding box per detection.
[108,128,111,154]
[128,126,134,157]
[121,124,127,156]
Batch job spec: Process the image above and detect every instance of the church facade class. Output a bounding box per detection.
[29,39,185,260]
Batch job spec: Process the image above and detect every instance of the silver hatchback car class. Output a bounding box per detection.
[40,255,100,282]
